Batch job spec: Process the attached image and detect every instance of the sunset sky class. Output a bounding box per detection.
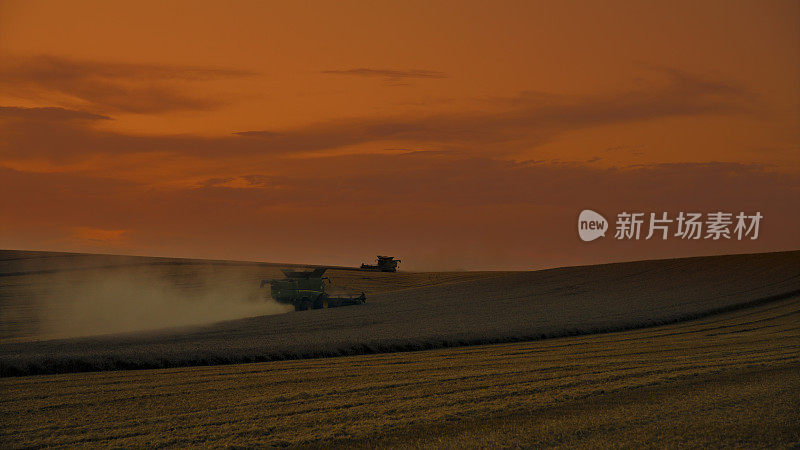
[1,0,798,269]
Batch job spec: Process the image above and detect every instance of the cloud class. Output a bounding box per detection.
[239,69,752,155]
[6,153,794,214]
[70,226,129,244]
[188,153,799,210]
[2,156,797,269]
[0,106,111,121]
[0,69,752,163]
[322,68,448,80]
[0,109,282,161]
[0,55,255,114]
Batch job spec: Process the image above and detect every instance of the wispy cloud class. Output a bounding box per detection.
[191,154,795,210]
[2,157,796,267]
[322,68,448,81]
[0,106,111,121]
[0,55,256,114]
[0,69,752,163]
[70,226,129,245]
[240,69,752,155]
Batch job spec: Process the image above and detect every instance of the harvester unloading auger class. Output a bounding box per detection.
[261,268,365,311]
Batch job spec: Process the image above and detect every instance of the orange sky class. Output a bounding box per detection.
[1,0,798,269]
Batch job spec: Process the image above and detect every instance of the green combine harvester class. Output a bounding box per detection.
[261,268,366,311]
[360,255,401,272]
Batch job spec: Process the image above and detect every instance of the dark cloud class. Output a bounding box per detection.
[322,68,448,79]
[0,55,255,114]
[239,69,752,155]
[0,106,111,121]
[0,111,278,161]
[0,69,752,163]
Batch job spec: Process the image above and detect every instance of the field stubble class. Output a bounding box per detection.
[1,295,798,447]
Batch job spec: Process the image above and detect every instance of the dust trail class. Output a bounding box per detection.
[29,266,290,339]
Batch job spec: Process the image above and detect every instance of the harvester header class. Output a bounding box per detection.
[280,268,328,279]
[261,267,365,311]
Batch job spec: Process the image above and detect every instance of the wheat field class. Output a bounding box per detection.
[1,250,799,447]
[1,250,798,376]
[1,295,798,447]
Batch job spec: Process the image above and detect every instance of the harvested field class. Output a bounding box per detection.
[1,295,798,447]
[1,250,798,376]
[0,250,492,342]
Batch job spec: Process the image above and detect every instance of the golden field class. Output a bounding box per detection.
[1,250,797,376]
[0,249,798,447]
[1,295,798,447]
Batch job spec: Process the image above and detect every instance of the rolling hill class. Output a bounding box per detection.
[1,249,798,376]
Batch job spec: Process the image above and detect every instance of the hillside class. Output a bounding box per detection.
[1,250,798,376]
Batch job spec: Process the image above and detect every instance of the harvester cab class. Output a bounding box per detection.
[261,268,366,312]
[360,255,401,272]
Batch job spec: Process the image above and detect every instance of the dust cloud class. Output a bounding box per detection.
[33,267,290,339]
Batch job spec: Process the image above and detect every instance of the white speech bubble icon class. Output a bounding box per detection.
[578,209,608,242]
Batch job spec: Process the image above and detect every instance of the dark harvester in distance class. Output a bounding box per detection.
[361,255,401,272]
[261,268,366,311]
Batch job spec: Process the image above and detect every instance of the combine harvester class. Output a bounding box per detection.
[261,268,366,311]
[361,255,401,272]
